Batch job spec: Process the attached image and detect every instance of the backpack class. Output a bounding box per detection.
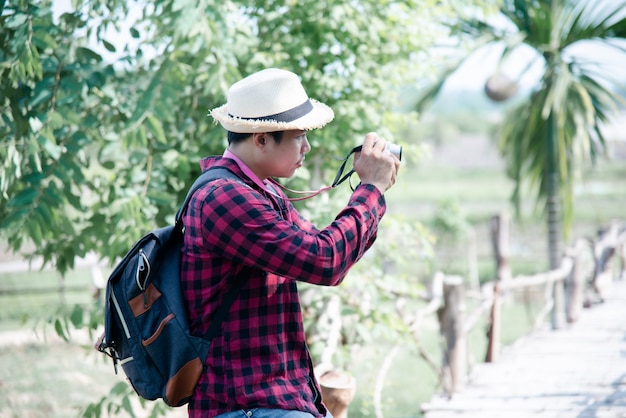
[95,167,244,407]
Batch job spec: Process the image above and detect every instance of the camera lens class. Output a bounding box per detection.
[385,143,402,161]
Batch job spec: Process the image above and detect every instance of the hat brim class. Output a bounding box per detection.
[210,99,334,133]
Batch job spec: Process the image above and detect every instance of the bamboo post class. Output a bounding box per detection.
[440,276,466,393]
[319,370,356,418]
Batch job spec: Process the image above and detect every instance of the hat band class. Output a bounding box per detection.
[229,99,313,123]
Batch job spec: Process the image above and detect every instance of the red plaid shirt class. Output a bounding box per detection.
[181,156,386,417]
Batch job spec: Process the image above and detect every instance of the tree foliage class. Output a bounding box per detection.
[0,0,483,273]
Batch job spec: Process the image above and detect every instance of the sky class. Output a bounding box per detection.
[443,39,626,92]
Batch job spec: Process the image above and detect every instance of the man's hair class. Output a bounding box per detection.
[227,131,284,145]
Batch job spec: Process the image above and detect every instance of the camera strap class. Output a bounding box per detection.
[330,145,362,190]
[268,145,362,201]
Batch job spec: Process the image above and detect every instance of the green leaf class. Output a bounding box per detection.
[32,30,59,50]
[39,132,62,160]
[102,39,116,52]
[0,208,30,230]
[8,188,38,208]
[5,12,27,29]
[75,47,103,63]
[128,88,153,125]
[136,125,148,147]
[30,85,53,108]
[70,304,84,327]
[110,382,129,396]
[35,203,56,228]
[121,396,135,418]
[145,115,167,144]
[147,189,171,205]
[54,318,69,342]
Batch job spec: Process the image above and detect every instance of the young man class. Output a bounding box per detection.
[181,68,400,418]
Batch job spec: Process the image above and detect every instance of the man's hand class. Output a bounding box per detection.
[353,132,401,194]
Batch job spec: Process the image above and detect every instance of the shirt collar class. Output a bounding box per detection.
[223,148,270,192]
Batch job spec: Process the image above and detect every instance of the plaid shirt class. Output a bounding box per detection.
[181,156,386,417]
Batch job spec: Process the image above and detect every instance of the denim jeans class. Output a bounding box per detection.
[215,408,333,418]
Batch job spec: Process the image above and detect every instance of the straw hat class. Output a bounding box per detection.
[210,68,334,133]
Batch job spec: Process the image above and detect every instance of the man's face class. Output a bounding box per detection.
[264,129,310,178]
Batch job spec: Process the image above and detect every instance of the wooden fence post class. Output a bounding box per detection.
[619,232,626,280]
[592,224,620,301]
[551,273,566,330]
[485,280,501,363]
[490,214,512,287]
[440,276,466,393]
[565,239,587,323]
[486,213,509,363]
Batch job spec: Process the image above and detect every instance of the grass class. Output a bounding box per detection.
[0,335,189,418]
[0,268,95,332]
[0,341,117,418]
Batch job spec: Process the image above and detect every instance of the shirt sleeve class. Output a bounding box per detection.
[198,181,386,286]
[287,202,319,234]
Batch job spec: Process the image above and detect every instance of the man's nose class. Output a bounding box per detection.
[302,136,311,153]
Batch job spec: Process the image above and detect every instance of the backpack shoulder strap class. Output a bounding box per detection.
[175,167,240,223]
[176,166,245,342]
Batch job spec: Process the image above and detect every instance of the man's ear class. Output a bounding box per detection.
[252,132,266,147]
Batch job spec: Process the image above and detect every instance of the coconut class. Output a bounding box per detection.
[485,73,518,102]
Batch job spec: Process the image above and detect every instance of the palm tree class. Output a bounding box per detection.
[415,0,626,327]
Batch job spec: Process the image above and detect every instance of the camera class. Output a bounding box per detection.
[385,143,402,161]
[352,142,402,161]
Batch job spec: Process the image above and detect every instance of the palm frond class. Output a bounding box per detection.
[503,0,555,45]
[562,0,626,47]
[504,0,532,33]
[498,87,550,216]
[455,18,499,38]
[578,73,624,111]
[411,62,463,112]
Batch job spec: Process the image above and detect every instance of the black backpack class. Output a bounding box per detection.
[95,167,244,407]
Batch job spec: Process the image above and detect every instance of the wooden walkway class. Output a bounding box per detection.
[422,278,626,418]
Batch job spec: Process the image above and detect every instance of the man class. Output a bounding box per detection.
[181,68,400,418]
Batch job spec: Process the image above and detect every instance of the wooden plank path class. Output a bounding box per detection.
[422,278,626,418]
